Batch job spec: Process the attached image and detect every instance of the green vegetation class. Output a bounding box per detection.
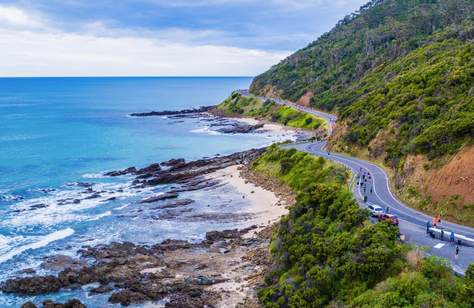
[339,40,474,166]
[251,0,473,108]
[250,0,474,165]
[253,146,474,307]
[215,92,324,130]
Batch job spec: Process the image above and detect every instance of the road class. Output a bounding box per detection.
[240,90,474,274]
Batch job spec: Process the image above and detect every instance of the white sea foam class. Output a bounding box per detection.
[190,126,222,136]
[115,203,130,210]
[0,235,11,247]
[0,228,74,264]
[5,182,153,227]
[82,172,107,179]
[88,211,112,221]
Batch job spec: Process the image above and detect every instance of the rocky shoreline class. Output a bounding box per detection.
[2,146,294,307]
[129,106,215,117]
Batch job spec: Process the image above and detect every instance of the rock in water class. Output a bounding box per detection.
[1,276,62,295]
[140,192,179,203]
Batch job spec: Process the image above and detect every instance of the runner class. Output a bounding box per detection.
[455,245,460,263]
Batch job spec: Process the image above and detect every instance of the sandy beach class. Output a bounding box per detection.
[209,165,288,229]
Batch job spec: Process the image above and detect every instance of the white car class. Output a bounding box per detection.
[368,204,384,217]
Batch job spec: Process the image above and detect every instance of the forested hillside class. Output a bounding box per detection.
[250,0,474,220]
[251,0,473,109]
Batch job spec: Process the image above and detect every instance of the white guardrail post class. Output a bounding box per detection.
[428,227,474,247]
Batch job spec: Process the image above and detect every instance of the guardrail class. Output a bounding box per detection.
[428,227,474,247]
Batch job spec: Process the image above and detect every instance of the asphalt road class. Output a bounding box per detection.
[241,90,474,274]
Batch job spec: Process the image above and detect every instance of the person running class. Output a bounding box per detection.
[441,229,444,240]
[455,245,460,263]
[370,187,373,194]
[426,221,431,233]
[450,231,455,242]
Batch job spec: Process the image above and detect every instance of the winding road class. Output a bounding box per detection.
[240,90,474,274]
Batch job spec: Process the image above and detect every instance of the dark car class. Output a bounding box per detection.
[378,213,399,226]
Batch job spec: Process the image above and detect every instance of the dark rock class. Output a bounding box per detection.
[216,123,264,134]
[108,290,150,306]
[161,158,186,168]
[184,275,227,286]
[20,268,36,274]
[41,255,85,271]
[21,301,37,308]
[136,163,161,175]
[43,299,86,308]
[1,276,62,295]
[104,167,137,177]
[154,239,193,251]
[153,199,194,209]
[205,229,242,242]
[130,106,214,117]
[30,203,48,210]
[67,182,93,188]
[89,284,113,294]
[140,192,179,203]
[84,193,101,200]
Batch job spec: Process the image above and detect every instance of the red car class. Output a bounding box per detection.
[378,213,399,226]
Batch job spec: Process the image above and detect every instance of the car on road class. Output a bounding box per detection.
[368,204,384,217]
[378,213,399,226]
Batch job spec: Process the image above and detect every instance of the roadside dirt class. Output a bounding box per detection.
[426,145,474,204]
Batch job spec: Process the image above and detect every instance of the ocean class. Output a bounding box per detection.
[0,77,293,306]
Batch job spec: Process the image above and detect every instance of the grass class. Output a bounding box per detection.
[215,92,326,131]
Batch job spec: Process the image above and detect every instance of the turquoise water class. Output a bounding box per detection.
[0,77,292,306]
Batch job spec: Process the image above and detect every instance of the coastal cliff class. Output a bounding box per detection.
[250,0,474,225]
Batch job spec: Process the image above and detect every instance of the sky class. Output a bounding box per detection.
[0,0,368,76]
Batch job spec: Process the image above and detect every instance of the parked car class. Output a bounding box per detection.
[378,213,399,226]
[368,204,384,217]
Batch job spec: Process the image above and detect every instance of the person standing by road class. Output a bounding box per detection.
[450,231,455,242]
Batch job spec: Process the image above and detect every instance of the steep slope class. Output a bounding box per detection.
[250,0,474,223]
[251,0,474,110]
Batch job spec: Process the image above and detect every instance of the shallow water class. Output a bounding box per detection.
[0,77,294,306]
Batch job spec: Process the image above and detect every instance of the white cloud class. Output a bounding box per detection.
[0,28,290,76]
[0,5,46,29]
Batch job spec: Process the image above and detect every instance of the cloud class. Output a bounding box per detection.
[0,1,368,76]
[0,5,45,29]
[0,27,290,76]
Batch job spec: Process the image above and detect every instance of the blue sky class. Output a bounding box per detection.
[0,0,367,76]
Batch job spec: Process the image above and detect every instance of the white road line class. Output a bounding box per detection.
[434,243,445,249]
